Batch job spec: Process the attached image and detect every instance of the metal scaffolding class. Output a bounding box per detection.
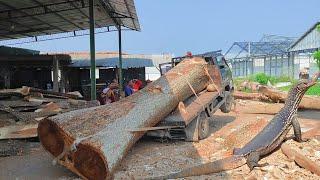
[225,34,297,78]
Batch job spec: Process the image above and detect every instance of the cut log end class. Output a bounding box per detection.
[74,143,110,180]
[38,119,110,180]
[38,119,65,157]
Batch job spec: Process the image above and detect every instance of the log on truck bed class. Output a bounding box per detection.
[38,57,212,179]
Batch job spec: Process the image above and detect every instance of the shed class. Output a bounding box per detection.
[289,22,320,53]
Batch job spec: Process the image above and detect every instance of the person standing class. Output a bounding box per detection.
[132,79,143,92]
[124,80,134,97]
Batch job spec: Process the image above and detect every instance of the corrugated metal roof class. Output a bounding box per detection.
[289,22,320,53]
[60,51,172,67]
[0,0,140,41]
[0,45,40,55]
[69,57,154,68]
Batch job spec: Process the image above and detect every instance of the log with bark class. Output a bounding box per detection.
[259,85,320,110]
[38,57,211,179]
[233,91,270,102]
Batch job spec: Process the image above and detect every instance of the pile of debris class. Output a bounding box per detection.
[0,86,99,156]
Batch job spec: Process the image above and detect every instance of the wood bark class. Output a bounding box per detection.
[259,86,320,110]
[281,143,320,176]
[38,57,211,179]
[233,91,270,102]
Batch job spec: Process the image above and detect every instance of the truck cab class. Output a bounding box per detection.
[148,51,234,141]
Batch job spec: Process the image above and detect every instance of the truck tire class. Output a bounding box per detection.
[220,93,233,113]
[198,112,210,140]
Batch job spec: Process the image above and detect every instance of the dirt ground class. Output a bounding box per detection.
[1,100,320,179]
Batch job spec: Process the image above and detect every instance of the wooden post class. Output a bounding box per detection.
[53,57,59,92]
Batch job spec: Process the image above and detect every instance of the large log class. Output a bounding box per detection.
[38,57,211,179]
[259,86,320,110]
[233,91,270,102]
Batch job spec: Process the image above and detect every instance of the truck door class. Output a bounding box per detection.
[216,56,228,81]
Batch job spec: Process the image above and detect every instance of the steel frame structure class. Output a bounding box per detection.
[225,35,296,78]
[0,0,140,100]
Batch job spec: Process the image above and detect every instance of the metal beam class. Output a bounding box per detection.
[69,0,102,28]
[99,0,122,29]
[31,0,84,30]
[0,1,66,33]
[118,25,123,96]
[89,0,96,100]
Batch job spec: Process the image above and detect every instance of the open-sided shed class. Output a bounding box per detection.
[0,0,140,99]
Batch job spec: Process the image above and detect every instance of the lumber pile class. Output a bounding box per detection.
[38,57,212,179]
[0,87,99,140]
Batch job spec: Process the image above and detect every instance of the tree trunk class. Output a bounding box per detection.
[233,91,269,102]
[38,57,211,179]
[259,86,320,110]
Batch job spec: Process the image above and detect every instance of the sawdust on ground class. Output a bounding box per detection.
[1,100,320,179]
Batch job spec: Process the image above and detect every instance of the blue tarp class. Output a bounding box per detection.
[69,57,154,69]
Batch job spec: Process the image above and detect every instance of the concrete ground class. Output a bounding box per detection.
[1,100,320,179]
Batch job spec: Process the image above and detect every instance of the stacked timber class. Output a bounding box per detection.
[38,57,211,179]
[0,88,99,141]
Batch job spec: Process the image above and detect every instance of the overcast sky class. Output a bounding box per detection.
[10,0,320,57]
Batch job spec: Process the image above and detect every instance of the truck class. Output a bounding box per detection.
[146,51,234,141]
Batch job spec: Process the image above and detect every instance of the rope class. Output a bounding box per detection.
[203,66,221,95]
[176,72,205,109]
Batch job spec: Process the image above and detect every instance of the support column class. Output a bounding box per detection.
[89,0,96,100]
[52,57,59,92]
[292,53,295,78]
[269,56,272,76]
[118,25,123,95]
[263,56,266,74]
[287,52,290,77]
[275,55,278,77]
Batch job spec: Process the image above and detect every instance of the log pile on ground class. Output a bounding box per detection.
[234,85,320,111]
[38,57,212,179]
[0,87,99,143]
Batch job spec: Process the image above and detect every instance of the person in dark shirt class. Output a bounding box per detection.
[124,80,134,97]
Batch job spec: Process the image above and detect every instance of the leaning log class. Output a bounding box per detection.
[38,57,211,179]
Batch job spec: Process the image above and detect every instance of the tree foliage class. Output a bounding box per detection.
[314,50,320,70]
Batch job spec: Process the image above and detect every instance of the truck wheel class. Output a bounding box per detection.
[198,113,210,140]
[220,93,233,113]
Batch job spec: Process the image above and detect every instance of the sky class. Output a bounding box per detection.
[10,0,320,57]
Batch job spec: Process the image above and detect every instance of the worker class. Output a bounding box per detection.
[132,79,143,92]
[124,80,134,97]
[186,51,193,58]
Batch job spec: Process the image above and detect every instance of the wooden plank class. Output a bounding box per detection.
[0,124,38,139]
